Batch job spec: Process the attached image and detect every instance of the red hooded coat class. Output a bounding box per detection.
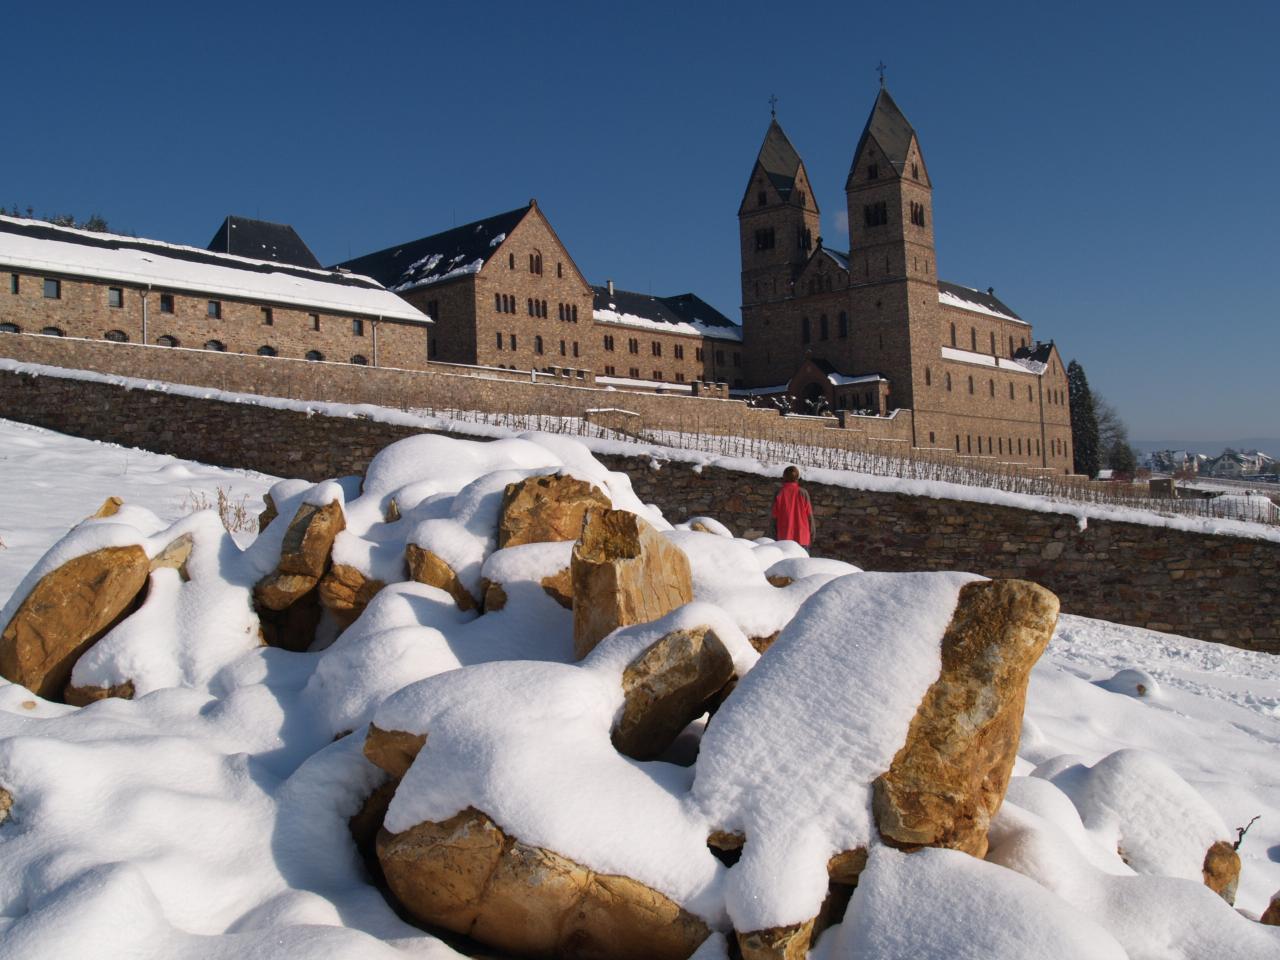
[771,481,813,547]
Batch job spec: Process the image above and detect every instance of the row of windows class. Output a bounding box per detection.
[955,434,1050,458]
[601,365,691,383]
[503,251,565,279]
[863,201,888,227]
[0,323,369,363]
[950,324,1029,358]
[801,312,850,343]
[495,331,581,358]
[25,275,365,335]
[863,161,921,181]
[909,201,927,227]
[557,303,579,322]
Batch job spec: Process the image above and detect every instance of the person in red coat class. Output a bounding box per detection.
[771,465,814,548]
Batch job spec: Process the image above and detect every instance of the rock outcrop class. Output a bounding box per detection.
[377,807,710,960]
[64,679,136,707]
[257,492,278,532]
[873,579,1059,857]
[318,563,385,628]
[364,723,427,780]
[571,509,693,659]
[405,544,477,612]
[0,545,151,700]
[254,499,345,611]
[498,474,610,549]
[737,921,814,960]
[1202,840,1241,905]
[612,626,734,760]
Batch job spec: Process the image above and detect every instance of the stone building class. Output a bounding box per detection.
[0,215,430,366]
[337,201,597,381]
[739,87,1075,471]
[591,282,742,390]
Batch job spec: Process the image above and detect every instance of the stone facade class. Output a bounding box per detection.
[0,363,1275,653]
[738,90,1075,472]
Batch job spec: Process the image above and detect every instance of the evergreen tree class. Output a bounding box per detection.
[1067,359,1100,478]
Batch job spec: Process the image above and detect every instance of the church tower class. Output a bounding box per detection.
[845,86,936,286]
[739,117,821,308]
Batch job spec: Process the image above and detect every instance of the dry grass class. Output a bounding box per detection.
[182,487,257,534]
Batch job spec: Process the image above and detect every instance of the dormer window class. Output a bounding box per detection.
[867,163,879,180]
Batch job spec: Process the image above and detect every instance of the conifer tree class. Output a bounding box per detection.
[1067,359,1100,478]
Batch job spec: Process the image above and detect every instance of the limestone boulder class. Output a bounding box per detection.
[257,491,278,532]
[1202,840,1241,904]
[149,533,193,580]
[377,807,710,960]
[90,496,124,519]
[406,544,477,612]
[498,474,610,549]
[540,566,574,609]
[64,679,136,707]
[0,545,150,700]
[873,579,1059,857]
[1261,891,1280,926]
[364,723,427,780]
[612,626,734,760]
[571,508,694,660]
[0,787,10,825]
[318,563,385,628]
[736,920,814,960]
[276,500,345,579]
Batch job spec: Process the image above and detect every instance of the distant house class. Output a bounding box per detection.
[336,201,597,379]
[0,214,428,366]
[207,215,322,269]
[1203,450,1276,478]
[1146,449,1198,475]
[591,282,742,389]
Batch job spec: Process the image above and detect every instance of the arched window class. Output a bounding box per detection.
[968,376,974,394]
[1009,335,1016,356]
[204,339,226,352]
[819,314,829,340]
[970,327,977,350]
[989,379,995,397]
[351,354,369,365]
[950,323,956,346]
[1009,382,1015,399]
[104,329,129,342]
[0,322,20,334]
[535,335,544,355]
[41,326,65,337]
[945,372,952,392]
[925,367,932,386]
[508,253,515,269]
[990,331,997,354]
[305,350,324,362]
[257,345,277,357]
[495,293,502,311]
[156,335,178,347]
[838,311,848,338]
[801,317,810,344]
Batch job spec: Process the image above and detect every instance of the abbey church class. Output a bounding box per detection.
[738,86,1075,472]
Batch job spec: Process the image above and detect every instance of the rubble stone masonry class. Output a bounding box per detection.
[0,359,1275,653]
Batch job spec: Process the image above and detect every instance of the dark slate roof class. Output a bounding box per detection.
[592,286,742,342]
[849,87,917,182]
[938,280,1024,321]
[207,216,321,269]
[1013,341,1054,364]
[0,215,381,292]
[755,119,804,200]
[334,205,531,292]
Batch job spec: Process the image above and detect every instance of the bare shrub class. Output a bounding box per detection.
[182,487,257,534]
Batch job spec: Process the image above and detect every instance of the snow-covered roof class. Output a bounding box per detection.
[595,375,695,393]
[820,247,850,271]
[0,215,428,324]
[592,286,743,342]
[828,372,886,386]
[937,281,1026,325]
[941,345,1046,375]
[335,205,530,294]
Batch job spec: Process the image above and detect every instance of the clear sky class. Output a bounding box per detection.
[4,0,1277,443]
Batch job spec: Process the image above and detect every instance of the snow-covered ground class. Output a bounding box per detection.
[0,420,1277,958]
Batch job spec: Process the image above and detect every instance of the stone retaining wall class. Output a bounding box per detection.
[1,364,1274,652]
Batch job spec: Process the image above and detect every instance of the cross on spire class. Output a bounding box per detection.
[768,93,779,118]
[876,61,887,87]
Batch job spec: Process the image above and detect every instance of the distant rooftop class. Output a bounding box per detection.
[0,215,428,323]
[592,285,742,342]
[335,205,531,293]
[207,216,321,269]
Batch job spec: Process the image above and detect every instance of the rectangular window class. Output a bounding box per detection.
[310,313,320,331]
[715,349,725,365]
[43,278,60,299]
[496,331,504,350]
[427,300,439,320]
[559,340,566,356]
[261,306,272,325]
[604,365,616,376]
[8,274,16,294]
[603,335,614,351]
[629,367,639,378]
[108,287,123,308]
[511,334,518,351]
[651,341,661,357]
[353,318,364,336]
[653,370,663,380]
[207,299,221,318]
[696,347,704,362]
[674,344,684,360]
[628,338,639,354]
[160,294,175,314]
[572,341,579,358]
[676,372,685,382]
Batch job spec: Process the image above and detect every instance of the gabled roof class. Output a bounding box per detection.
[754,119,804,200]
[207,216,321,269]
[938,280,1025,324]
[335,205,531,293]
[818,247,850,271]
[0,215,428,323]
[849,87,917,182]
[1012,341,1054,365]
[592,285,742,342]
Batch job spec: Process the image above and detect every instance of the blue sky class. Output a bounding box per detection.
[4,1,1277,442]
